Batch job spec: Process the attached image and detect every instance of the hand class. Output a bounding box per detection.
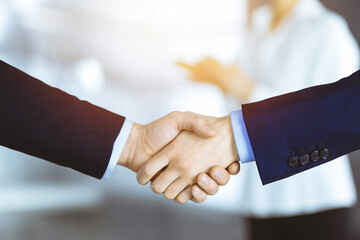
[169,162,241,204]
[177,57,254,101]
[136,115,240,203]
[190,162,240,203]
[178,57,232,90]
[117,111,216,172]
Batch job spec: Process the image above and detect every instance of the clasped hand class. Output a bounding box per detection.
[117,112,240,204]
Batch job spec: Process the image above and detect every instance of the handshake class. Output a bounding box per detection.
[117,111,241,204]
[2,60,358,200]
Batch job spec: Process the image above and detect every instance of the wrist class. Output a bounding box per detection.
[117,123,142,168]
[222,115,240,162]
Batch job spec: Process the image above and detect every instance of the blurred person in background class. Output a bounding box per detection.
[179,0,359,239]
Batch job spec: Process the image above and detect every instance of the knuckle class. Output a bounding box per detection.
[187,168,198,179]
[168,111,182,119]
[142,165,153,179]
[163,191,175,200]
[196,195,206,203]
[210,168,228,185]
[175,160,192,172]
[218,178,229,186]
[200,194,207,202]
[176,196,187,204]
[194,117,205,126]
[222,175,231,185]
[197,173,207,184]
[209,186,219,195]
[150,182,164,194]
[169,147,180,157]
[136,174,146,185]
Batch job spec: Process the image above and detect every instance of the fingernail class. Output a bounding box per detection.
[200,175,209,185]
[193,186,201,194]
[214,171,223,179]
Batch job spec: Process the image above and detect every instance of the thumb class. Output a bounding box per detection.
[172,111,216,138]
[227,161,240,175]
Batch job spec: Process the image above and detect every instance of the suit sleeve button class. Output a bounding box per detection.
[320,149,331,160]
[299,154,310,165]
[310,150,320,162]
[288,155,299,167]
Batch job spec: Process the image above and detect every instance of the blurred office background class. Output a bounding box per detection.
[0,0,359,239]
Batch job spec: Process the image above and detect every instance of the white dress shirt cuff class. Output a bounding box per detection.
[102,118,134,179]
[230,109,255,163]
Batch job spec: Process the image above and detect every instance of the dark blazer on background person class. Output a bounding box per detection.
[0,60,125,179]
[242,70,360,184]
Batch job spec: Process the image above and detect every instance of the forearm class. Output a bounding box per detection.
[242,70,360,184]
[0,60,125,178]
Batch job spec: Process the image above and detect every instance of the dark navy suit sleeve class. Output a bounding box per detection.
[0,60,125,179]
[242,70,360,185]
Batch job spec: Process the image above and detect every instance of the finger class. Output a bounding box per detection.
[197,173,219,195]
[191,184,207,203]
[163,178,189,200]
[150,170,179,194]
[176,61,195,71]
[200,57,223,79]
[137,155,169,185]
[174,186,192,204]
[209,166,230,186]
[173,111,216,138]
[176,61,208,83]
[150,168,164,182]
[227,161,240,175]
[190,70,214,83]
[196,61,217,82]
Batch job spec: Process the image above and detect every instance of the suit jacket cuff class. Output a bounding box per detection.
[102,118,134,179]
[230,109,255,163]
